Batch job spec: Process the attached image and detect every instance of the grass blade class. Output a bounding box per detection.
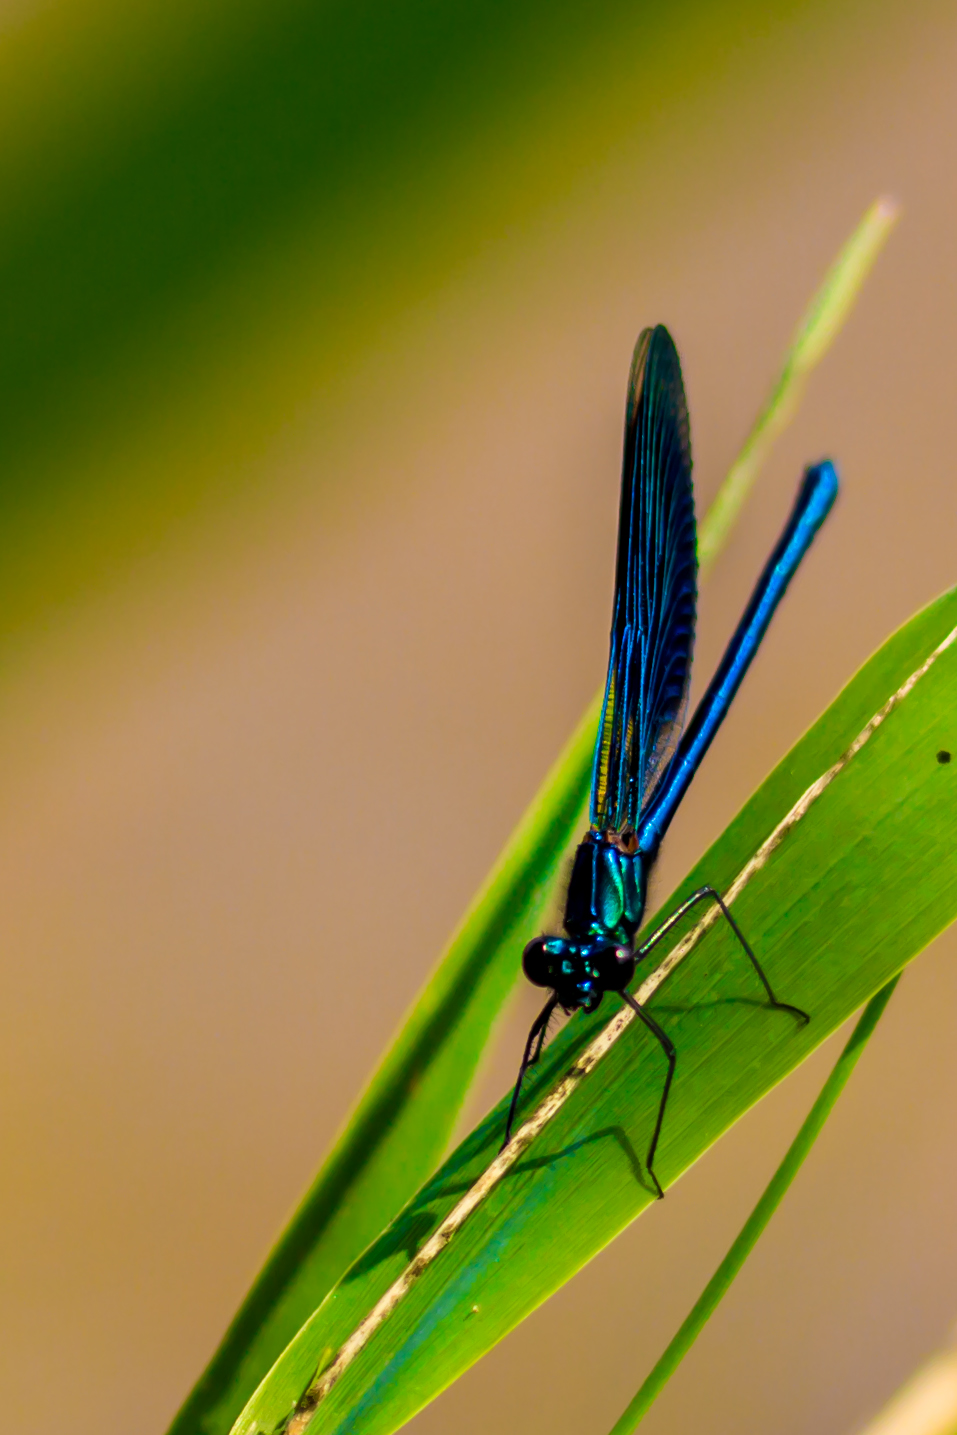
[698,195,899,575]
[166,700,595,1435]
[168,201,896,1435]
[607,976,899,1435]
[233,582,957,1435]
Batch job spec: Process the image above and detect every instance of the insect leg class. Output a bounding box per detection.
[637,886,809,1024]
[502,995,559,1150]
[620,990,674,1200]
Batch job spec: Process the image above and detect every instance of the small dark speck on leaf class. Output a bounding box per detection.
[937,750,951,764]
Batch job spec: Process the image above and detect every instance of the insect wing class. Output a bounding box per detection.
[590,326,697,834]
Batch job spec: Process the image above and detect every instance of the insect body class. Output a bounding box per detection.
[503,326,838,1196]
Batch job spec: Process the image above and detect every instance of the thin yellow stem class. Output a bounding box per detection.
[698,196,900,577]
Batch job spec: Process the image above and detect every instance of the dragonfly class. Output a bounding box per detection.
[503,324,839,1198]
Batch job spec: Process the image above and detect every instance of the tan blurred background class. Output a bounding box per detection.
[1,0,957,1432]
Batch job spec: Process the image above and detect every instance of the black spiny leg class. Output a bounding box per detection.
[502,995,558,1150]
[637,886,809,1025]
[620,991,674,1200]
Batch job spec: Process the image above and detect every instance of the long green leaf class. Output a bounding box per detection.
[235,584,957,1435]
[167,699,595,1435]
[697,195,899,574]
[168,197,895,1435]
[608,976,900,1435]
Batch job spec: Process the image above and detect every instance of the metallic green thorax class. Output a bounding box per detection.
[563,834,647,944]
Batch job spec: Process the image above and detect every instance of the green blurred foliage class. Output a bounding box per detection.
[0,0,831,641]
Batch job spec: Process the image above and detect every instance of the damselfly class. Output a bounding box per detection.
[503,325,838,1196]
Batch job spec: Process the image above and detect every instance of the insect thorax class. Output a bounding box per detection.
[563,831,647,943]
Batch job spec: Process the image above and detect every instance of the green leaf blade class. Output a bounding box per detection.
[607,976,900,1435]
[168,698,596,1435]
[697,195,899,575]
[233,585,957,1435]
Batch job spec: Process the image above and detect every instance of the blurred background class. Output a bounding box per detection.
[1,0,957,1431]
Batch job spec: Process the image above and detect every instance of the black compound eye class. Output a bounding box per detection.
[523,937,561,988]
[586,938,636,991]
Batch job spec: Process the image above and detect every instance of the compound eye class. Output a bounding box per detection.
[588,938,636,991]
[523,937,561,988]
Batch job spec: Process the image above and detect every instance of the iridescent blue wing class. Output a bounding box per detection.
[590,326,697,835]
